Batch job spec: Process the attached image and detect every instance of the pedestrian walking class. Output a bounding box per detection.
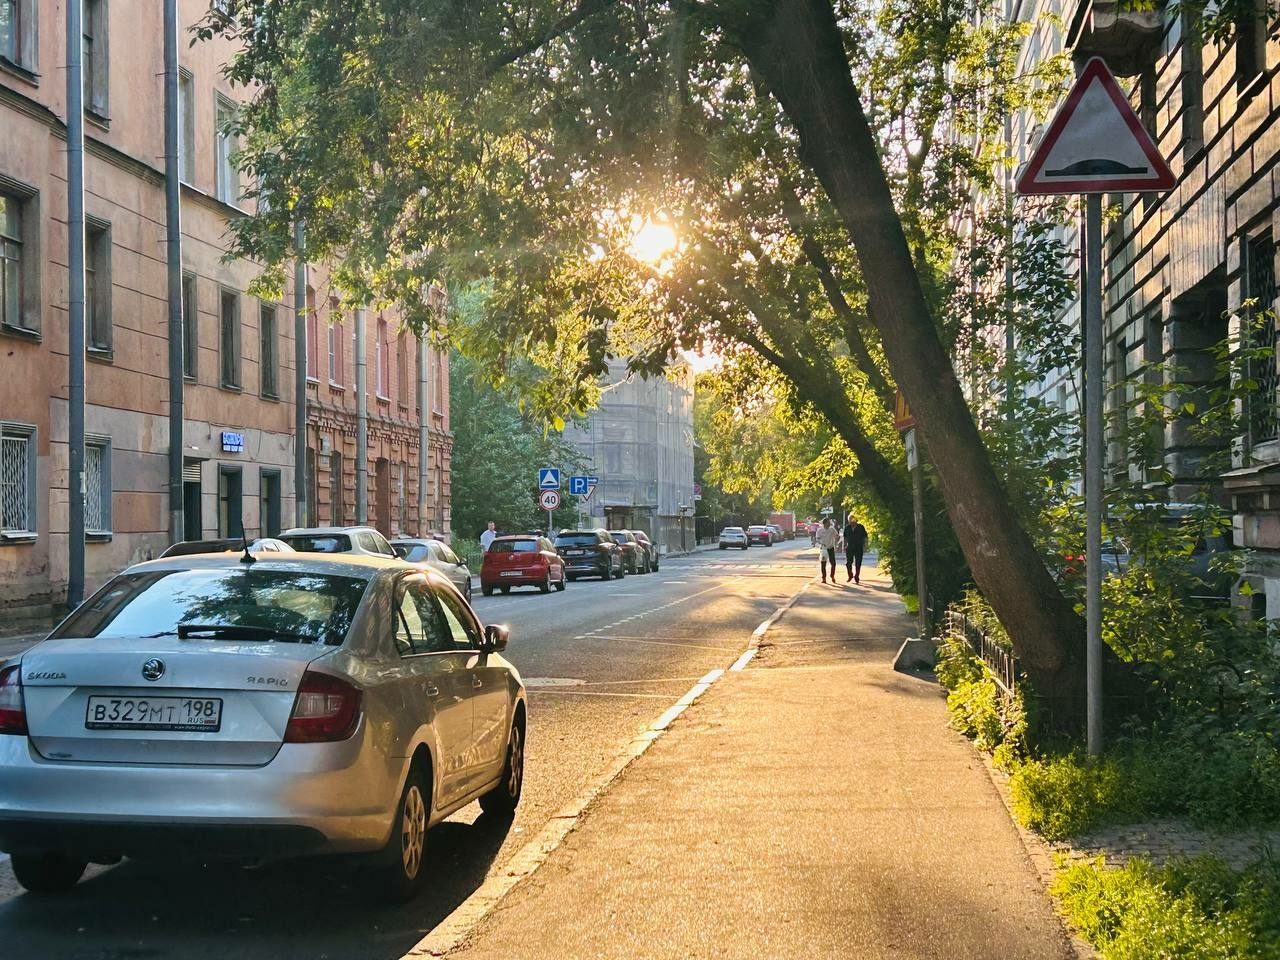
[843,513,868,584]
[479,521,498,552]
[814,517,840,584]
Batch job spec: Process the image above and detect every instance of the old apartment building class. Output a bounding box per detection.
[1001,1,1280,613]
[0,0,450,621]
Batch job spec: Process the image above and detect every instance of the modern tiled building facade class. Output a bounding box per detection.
[0,0,449,622]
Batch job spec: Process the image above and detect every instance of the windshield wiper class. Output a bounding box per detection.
[176,624,314,643]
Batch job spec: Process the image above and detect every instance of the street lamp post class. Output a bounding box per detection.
[678,504,689,553]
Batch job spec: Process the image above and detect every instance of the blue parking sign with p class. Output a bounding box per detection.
[569,475,588,496]
[538,467,561,489]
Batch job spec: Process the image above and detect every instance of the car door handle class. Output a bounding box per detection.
[472,677,483,689]
[424,684,440,697]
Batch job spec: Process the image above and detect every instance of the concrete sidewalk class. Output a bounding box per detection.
[436,570,1077,959]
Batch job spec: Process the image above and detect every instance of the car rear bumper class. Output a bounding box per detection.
[481,570,547,587]
[562,559,609,575]
[0,722,400,859]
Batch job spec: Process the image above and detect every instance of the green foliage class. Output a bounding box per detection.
[1009,735,1280,841]
[449,350,587,540]
[1052,854,1280,959]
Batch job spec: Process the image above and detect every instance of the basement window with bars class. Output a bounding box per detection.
[1247,234,1279,445]
[84,438,111,536]
[0,422,36,538]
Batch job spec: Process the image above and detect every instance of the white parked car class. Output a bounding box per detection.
[719,526,749,550]
[280,525,399,559]
[0,553,526,901]
[392,537,473,600]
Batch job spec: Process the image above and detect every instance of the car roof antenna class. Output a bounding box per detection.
[240,525,256,565]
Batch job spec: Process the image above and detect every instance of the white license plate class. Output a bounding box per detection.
[85,695,223,732]
[500,570,524,577]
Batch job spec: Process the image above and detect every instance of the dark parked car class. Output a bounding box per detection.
[746,525,773,547]
[609,530,648,574]
[554,529,625,581]
[630,530,659,572]
[480,536,567,596]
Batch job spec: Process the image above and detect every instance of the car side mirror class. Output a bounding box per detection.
[482,623,510,653]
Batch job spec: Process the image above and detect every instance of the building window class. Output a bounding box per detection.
[182,272,198,379]
[0,184,39,335]
[220,287,241,389]
[0,0,36,70]
[329,449,344,525]
[84,438,111,535]
[375,316,389,399]
[1247,234,1278,445]
[0,190,22,331]
[398,460,407,532]
[306,287,319,381]
[328,300,343,386]
[215,94,237,205]
[178,68,195,183]
[0,421,35,536]
[82,0,108,118]
[433,350,444,413]
[85,218,111,354]
[259,302,277,398]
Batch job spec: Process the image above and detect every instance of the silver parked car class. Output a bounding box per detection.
[280,525,399,559]
[392,537,473,600]
[0,553,526,901]
[719,526,749,550]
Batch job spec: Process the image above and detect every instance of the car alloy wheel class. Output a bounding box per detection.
[540,570,552,593]
[376,766,429,902]
[555,569,566,591]
[479,719,524,817]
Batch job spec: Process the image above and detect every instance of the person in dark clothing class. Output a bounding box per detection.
[843,514,868,584]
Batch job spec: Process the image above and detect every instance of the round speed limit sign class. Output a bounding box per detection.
[539,489,561,510]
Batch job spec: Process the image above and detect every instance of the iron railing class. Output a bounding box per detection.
[944,609,1019,698]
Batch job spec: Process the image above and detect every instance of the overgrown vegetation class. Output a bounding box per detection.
[1052,855,1280,960]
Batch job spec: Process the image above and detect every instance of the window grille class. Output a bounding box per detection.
[1,434,28,532]
[1247,235,1278,444]
[85,444,104,532]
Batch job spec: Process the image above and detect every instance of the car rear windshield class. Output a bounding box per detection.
[283,534,352,553]
[397,544,431,562]
[51,569,369,645]
[490,539,539,553]
[555,533,600,547]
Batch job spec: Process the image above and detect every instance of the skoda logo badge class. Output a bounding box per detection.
[141,659,165,682]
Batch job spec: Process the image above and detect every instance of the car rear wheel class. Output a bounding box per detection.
[555,570,566,591]
[482,584,494,596]
[479,717,524,817]
[539,570,552,593]
[719,544,726,550]
[376,765,429,902]
[10,853,88,894]
[500,585,510,594]
[615,561,626,579]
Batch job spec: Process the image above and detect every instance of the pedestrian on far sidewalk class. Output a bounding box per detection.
[479,521,498,552]
[843,513,868,584]
[815,517,840,584]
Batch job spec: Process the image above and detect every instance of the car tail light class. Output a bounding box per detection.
[0,665,26,735]
[284,671,362,743]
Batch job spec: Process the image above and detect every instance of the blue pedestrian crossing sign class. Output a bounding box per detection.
[538,467,561,490]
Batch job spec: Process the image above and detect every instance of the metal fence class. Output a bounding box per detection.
[943,609,1019,698]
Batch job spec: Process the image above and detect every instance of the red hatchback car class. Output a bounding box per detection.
[480,535,568,596]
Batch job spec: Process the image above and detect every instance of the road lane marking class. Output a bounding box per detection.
[574,636,743,652]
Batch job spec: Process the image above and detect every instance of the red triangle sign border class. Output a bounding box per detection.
[1016,56,1175,195]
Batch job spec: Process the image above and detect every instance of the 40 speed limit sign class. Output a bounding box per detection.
[539,489,561,510]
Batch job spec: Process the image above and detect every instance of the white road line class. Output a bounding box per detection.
[573,636,739,651]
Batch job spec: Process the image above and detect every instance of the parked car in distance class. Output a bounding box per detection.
[392,538,472,600]
[480,535,567,595]
[609,530,647,574]
[719,526,749,550]
[160,537,294,558]
[280,526,399,559]
[765,524,786,544]
[554,529,625,581]
[746,525,773,547]
[629,530,659,572]
[0,553,526,901]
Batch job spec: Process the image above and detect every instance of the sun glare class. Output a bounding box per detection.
[630,220,678,266]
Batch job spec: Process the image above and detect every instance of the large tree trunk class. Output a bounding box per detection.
[726,0,1086,722]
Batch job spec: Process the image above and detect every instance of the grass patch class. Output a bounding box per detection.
[1053,855,1280,959]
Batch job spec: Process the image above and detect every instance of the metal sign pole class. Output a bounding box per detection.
[1084,193,1104,755]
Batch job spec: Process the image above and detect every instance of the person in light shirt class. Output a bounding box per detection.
[479,521,497,552]
[814,517,841,584]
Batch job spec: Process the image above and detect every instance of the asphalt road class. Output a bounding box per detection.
[0,541,820,960]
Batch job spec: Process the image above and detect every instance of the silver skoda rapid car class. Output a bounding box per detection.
[0,552,526,900]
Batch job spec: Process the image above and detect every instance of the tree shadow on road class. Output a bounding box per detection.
[0,810,515,960]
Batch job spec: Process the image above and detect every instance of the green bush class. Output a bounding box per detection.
[935,628,1028,764]
[1052,855,1280,959]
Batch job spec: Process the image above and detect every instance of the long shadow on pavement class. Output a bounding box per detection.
[0,811,513,960]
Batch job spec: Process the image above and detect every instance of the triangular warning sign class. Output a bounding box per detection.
[1017,57,1174,195]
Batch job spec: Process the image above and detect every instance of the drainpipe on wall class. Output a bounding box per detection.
[418,338,429,535]
[164,0,184,548]
[293,223,307,526]
[355,307,368,523]
[66,0,86,609]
